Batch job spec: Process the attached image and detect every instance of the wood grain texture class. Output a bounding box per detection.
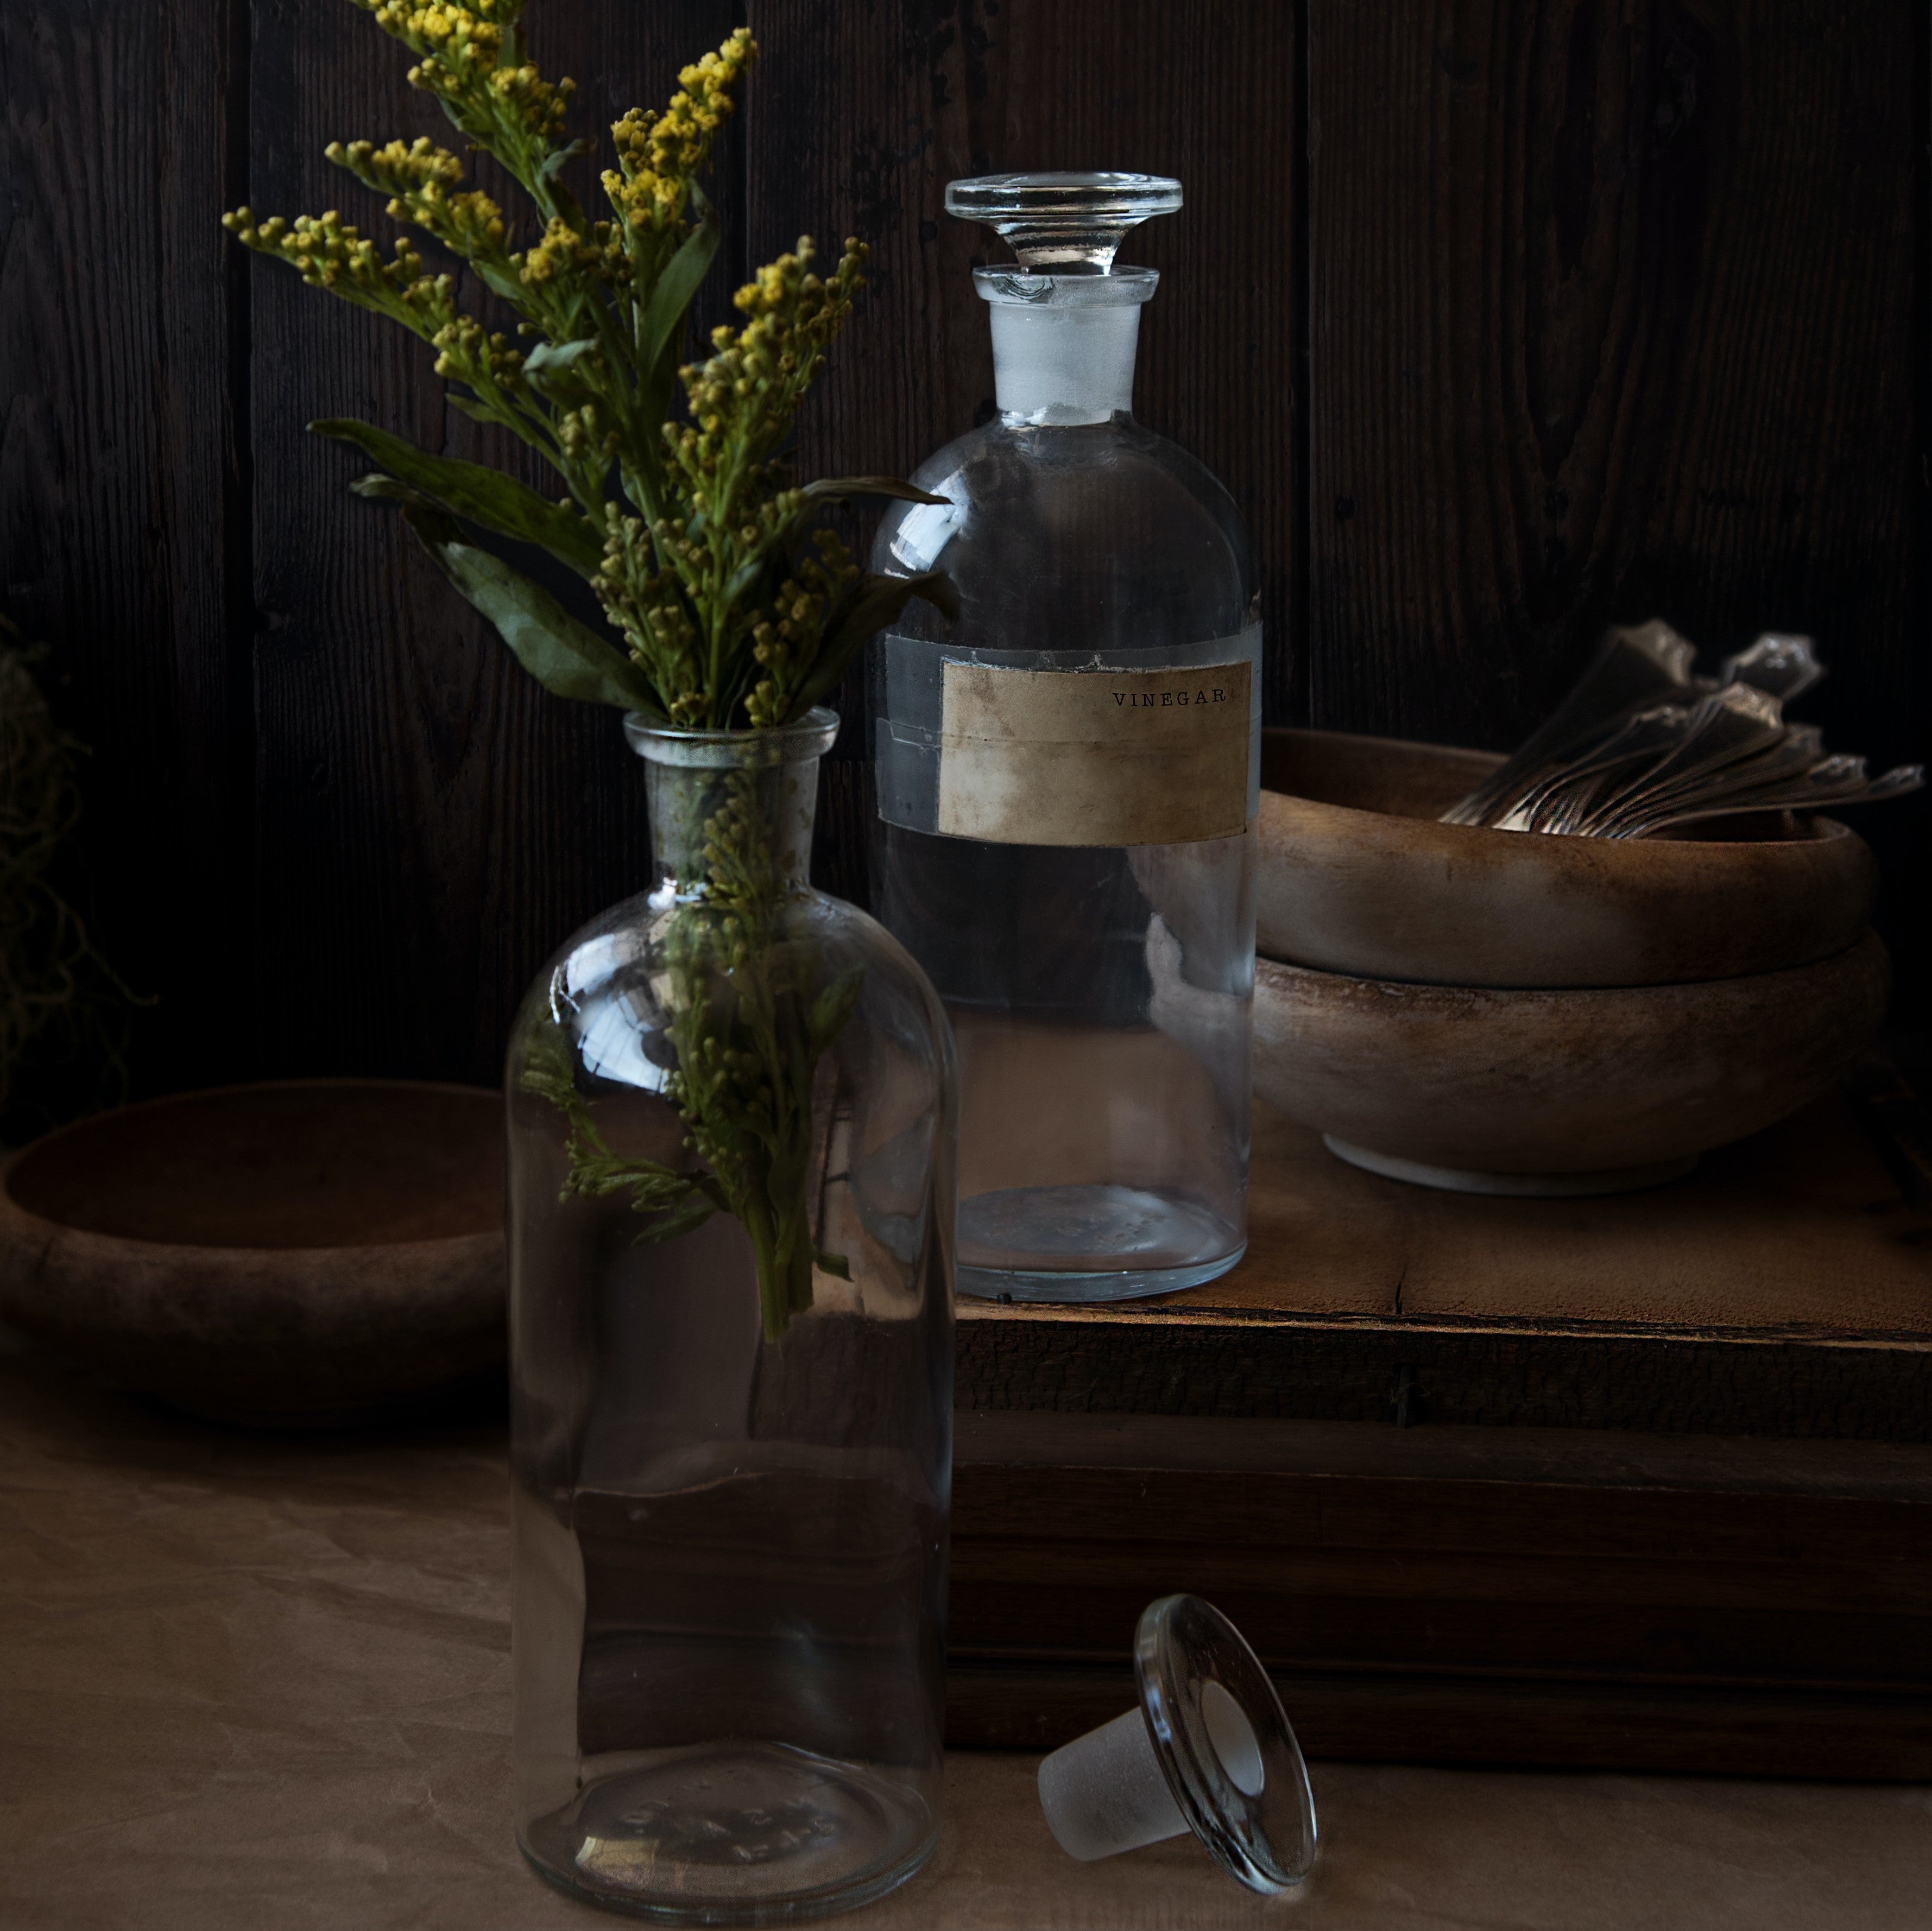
[946,1408,1932,1774]
[3,0,1924,1076]
[945,1659,1932,1778]
[959,1313,1932,1439]
[0,0,244,1093]
[243,0,738,1085]
[742,0,1305,743]
[1305,0,1930,1001]
[957,1096,1932,1439]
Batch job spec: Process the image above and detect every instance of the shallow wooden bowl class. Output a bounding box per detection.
[0,1080,504,1426]
[1258,728,1879,987]
[1253,932,1890,1194]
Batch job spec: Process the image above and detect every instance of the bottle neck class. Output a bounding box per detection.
[977,266,1157,427]
[624,712,835,894]
[989,303,1142,423]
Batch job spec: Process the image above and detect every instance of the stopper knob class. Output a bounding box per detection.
[944,171,1182,273]
[1036,1594,1317,1894]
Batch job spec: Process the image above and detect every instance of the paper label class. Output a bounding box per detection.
[935,660,1253,846]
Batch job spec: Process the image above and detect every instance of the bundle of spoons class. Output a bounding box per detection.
[1442,621,1922,837]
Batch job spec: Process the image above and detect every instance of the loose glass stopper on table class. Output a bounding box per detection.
[1037,1594,1317,1892]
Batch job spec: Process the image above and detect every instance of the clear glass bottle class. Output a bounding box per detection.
[507,709,956,1923]
[869,173,1259,1304]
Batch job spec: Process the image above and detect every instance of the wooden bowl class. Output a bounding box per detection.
[1253,932,1890,1194]
[1259,728,1879,988]
[0,1080,504,1426]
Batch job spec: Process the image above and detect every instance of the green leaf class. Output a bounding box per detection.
[633,1189,721,1244]
[723,553,772,606]
[815,1250,853,1282]
[538,140,590,188]
[532,144,590,231]
[312,417,603,576]
[471,258,529,306]
[786,571,959,720]
[801,478,952,508]
[807,964,866,1056]
[521,337,603,402]
[435,90,496,151]
[636,208,721,378]
[395,499,663,716]
[774,477,954,560]
[522,338,602,378]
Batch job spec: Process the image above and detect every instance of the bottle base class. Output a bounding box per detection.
[520,1742,937,1925]
[957,1182,1245,1303]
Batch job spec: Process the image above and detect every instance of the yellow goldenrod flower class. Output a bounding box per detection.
[606,27,753,237]
[226,11,952,1328]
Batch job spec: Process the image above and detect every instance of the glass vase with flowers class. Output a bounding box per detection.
[227,7,958,1919]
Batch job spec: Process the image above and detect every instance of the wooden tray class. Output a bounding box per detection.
[946,1091,1932,1776]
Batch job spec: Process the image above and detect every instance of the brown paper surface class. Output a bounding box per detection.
[937,660,1251,845]
[2,1351,1927,1928]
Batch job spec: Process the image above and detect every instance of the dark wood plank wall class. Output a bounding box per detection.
[748,0,1304,904]
[243,0,738,1085]
[1305,0,1930,990]
[2,0,1924,1093]
[1,1,246,1097]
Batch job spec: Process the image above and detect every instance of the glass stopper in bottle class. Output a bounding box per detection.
[944,171,1182,272]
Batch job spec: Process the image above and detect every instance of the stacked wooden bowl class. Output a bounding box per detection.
[1253,730,1890,1194]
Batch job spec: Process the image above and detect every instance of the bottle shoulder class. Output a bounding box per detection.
[877,415,1255,645]
[506,885,952,1092]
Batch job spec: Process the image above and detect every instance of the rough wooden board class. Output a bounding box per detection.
[960,1318,1932,1439]
[963,1092,1932,1327]
[950,1087,1932,1336]
[1304,0,1931,1009]
[242,2,741,1088]
[955,1486,1932,1641]
[1232,1093,1932,1335]
[743,0,1306,753]
[955,1408,1932,1498]
[955,1429,1932,1635]
[0,0,245,1097]
[955,1094,1932,1436]
[8,0,1925,1095]
[1305,0,1920,756]
[954,1018,1262,1244]
[1226,1098,1413,1315]
[945,1662,1932,1784]
[1396,1099,1932,1332]
[948,1410,1932,1774]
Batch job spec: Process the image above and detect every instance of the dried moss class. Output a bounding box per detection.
[0,619,133,1133]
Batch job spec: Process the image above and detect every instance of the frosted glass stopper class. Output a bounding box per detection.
[945,172,1182,272]
[1035,1595,1317,1894]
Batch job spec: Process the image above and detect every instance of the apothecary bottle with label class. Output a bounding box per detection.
[869,173,1260,1304]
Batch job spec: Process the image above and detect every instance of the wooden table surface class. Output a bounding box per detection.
[958,1091,1932,1439]
[4,1351,1927,1931]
